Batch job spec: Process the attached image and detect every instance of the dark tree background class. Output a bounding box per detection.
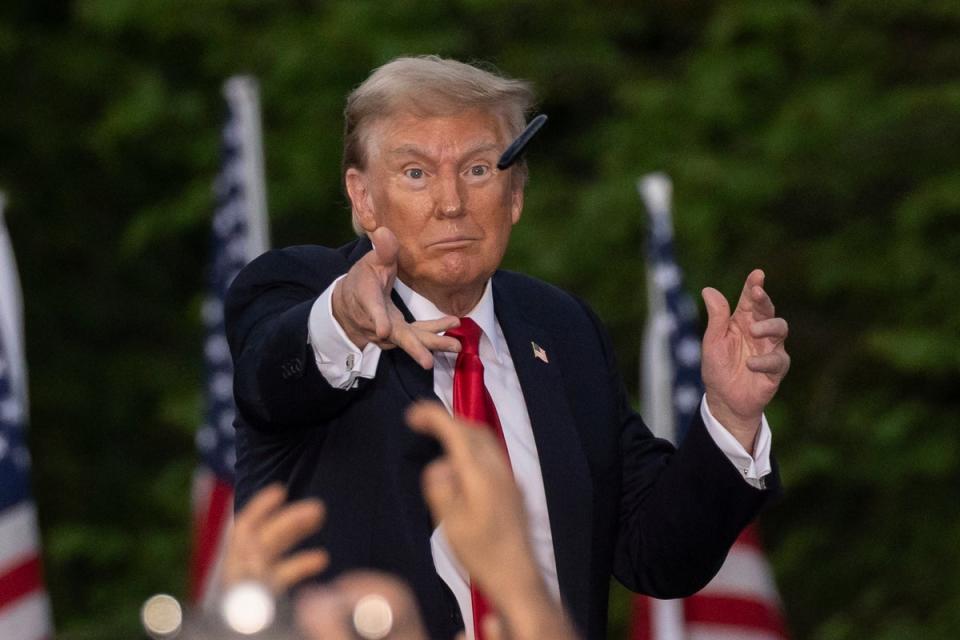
[1,1,958,638]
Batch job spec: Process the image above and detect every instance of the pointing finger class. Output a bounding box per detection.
[369,226,399,269]
[354,275,392,340]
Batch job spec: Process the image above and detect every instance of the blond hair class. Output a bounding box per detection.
[343,56,536,232]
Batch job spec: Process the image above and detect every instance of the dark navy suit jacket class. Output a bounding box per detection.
[225,237,779,639]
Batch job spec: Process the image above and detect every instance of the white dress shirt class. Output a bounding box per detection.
[306,276,773,639]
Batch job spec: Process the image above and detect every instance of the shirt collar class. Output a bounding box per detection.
[393,278,503,362]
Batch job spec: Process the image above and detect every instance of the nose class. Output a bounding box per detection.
[433,171,464,218]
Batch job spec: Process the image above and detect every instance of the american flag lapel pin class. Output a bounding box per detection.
[531,341,549,363]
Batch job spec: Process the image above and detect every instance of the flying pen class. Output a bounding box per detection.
[497,114,548,170]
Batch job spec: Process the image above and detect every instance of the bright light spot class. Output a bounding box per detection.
[141,593,183,638]
[221,581,275,635]
[352,594,394,640]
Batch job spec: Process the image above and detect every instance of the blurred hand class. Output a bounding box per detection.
[406,402,579,640]
[701,269,790,452]
[221,484,328,594]
[295,571,427,640]
[332,226,461,368]
[406,402,534,599]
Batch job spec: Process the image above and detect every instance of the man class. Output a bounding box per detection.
[226,55,789,640]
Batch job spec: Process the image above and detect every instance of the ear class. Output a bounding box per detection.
[345,167,378,232]
[510,182,524,225]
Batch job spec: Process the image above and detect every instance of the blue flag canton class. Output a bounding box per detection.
[648,217,704,442]
[0,340,32,512]
[196,115,251,483]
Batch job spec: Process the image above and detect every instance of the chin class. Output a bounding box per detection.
[424,259,490,290]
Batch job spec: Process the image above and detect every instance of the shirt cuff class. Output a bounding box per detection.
[700,395,773,490]
[307,275,382,390]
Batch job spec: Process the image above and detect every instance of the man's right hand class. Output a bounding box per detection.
[331,227,461,369]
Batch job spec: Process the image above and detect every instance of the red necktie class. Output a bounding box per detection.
[445,317,509,640]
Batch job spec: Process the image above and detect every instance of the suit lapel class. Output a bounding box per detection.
[493,277,594,632]
[387,287,438,403]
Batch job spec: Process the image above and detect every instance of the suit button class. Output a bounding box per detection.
[281,358,303,379]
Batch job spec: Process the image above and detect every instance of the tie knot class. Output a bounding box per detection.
[445,317,482,355]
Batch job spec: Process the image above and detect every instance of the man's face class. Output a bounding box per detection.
[346,109,523,305]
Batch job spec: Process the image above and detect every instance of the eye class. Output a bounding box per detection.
[405,168,424,180]
[469,165,488,177]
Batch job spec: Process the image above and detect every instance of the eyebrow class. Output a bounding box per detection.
[387,142,501,162]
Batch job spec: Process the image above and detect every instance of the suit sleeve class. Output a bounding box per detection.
[579,302,781,598]
[225,247,369,431]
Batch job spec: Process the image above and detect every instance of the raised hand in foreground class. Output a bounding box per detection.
[407,401,580,640]
[221,484,328,594]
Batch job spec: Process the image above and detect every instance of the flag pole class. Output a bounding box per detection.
[223,76,270,260]
[638,173,677,444]
[191,75,271,609]
[633,172,686,640]
[0,193,29,414]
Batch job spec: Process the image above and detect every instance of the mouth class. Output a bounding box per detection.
[428,237,478,250]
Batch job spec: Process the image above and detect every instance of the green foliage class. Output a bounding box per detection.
[1,1,958,638]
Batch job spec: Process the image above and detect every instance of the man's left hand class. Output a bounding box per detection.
[701,269,790,453]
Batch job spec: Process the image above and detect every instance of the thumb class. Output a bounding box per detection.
[701,287,731,343]
[369,226,399,270]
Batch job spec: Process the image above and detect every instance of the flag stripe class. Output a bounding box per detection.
[190,477,233,601]
[198,504,233,611]
[0,555,41,610]
[697,542,781,600]
[0,504,37,569]
[685,595,787,635]
[733,523,762,551]
[688,629,783,640]
[630,593,652,640]
[0,591,51,640]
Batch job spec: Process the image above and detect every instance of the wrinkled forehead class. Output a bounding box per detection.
[362,106,513,163]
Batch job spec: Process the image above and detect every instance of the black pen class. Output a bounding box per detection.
[497,114,548,170]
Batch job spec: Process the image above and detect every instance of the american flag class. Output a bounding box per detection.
[0,195,53,639]
[630,173,788,640]
[190,77,269,607]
